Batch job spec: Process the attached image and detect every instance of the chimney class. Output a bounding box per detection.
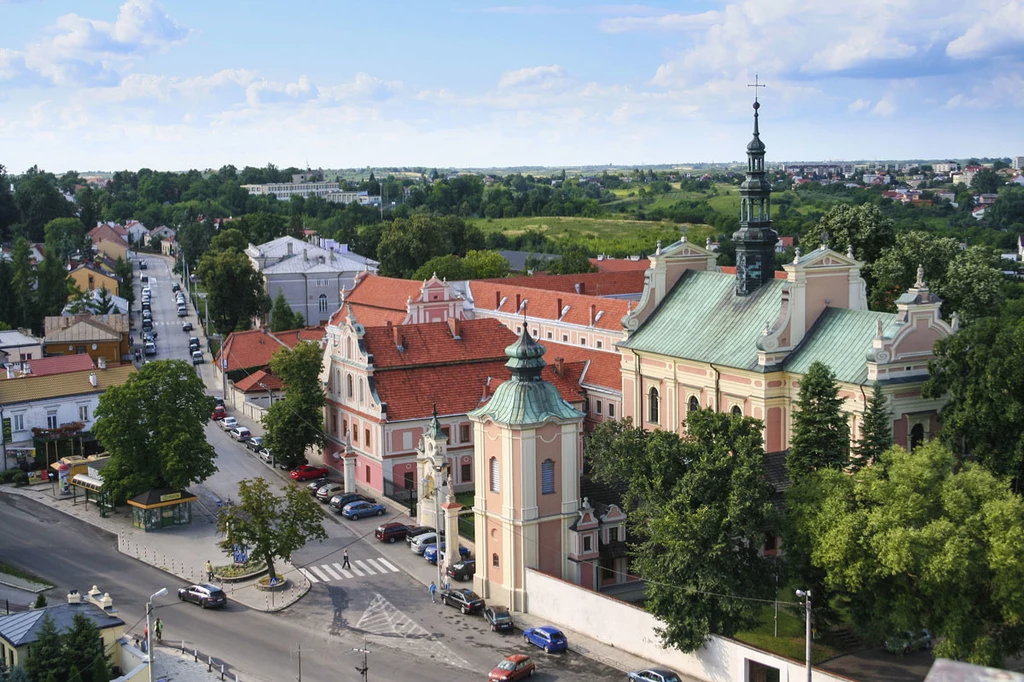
[448,317,461,339]
[89,372,98,387]
[555,357,564,376]
[556,298,562,319]
[590,304,596,326]
[515,294,521,312]
[578,282,586,295]
[393,325,405,350]
[287,242,293,256]
[5,366,13,380]
[495,291,501,309]
[97,357,106,370]
[66,589,82,605]
[385,320,392,327]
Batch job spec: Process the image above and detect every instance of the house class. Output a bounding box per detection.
[0,354,95,380]
[160,232,176,256]
[123,220,148,244]
[43,315,131,366]
[87,225,129,262]
[213,325,324,398]
[495,250,562,273]
[233,369,284,409]
[69,263,121,297]
[245,235,379,326]
[590,255,651,273]
[775,235,795,253]
[144,225,176,246]
[0,588,126,671]
[0,329,45,368]
[479,271,646,299]
[62,289,130,316]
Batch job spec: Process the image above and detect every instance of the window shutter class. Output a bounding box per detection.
[541,459,555,494]
[489,457,500,493]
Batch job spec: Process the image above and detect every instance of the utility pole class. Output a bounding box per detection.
[352,640,370,681]
[796,589,812,682]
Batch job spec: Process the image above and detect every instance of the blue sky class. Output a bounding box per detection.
[1,0,1022,173]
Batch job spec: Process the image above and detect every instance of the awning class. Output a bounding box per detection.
[72,473,104,491]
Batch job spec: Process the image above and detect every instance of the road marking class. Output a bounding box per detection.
[353,559,375,575]
[300,568,319,583]
[332,562,353,578]
[364,558,387,574]
[375,557,400,573]
[320,564,342,580]
[309,566,331,582]
[355,594,471,670]
[346,561,365,576]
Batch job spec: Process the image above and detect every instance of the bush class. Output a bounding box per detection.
[0,470,29,486]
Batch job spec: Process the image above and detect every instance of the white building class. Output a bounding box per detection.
[1013,157,1024,171]
[0,330,44,367]
[933,162,959,174]
[241,181,341,201]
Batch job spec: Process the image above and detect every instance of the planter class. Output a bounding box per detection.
[213,560,267,583]
[254,575,290,592]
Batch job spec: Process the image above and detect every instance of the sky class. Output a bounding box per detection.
[0,0,1022,173]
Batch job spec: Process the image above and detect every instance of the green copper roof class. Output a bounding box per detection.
[504,326,546,377]
[784,308,900,384]
[619,270,785,370]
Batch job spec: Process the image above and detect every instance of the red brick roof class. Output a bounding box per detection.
[482,271,645,296]
[88,225,127,245]
[234,369,284,393]
[543,342,621,391]
[469,281,630,332]
[344,304,407,328]
[216,326,324,372]
[589,258,651,273]
[363,318,514,369]
[0,354,95,380]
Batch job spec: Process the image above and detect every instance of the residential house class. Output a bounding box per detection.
[0,354,95,380]
[213,325,324,405]
[144,225,176,247]
[123,220,148,244]
[495,250,561,272]
[62,289,130,316]
[43,315,130,365]
[480,271,646,300]
[69,263,121,297]
[160,232,176,256]
[87,225,129,262]
[0,329,45,368]
[245,235,378,326]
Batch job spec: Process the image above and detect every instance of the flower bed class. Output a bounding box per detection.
[213,559,267,582]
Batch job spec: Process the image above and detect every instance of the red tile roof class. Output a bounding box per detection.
[217,326,324,372]
[330,274,420,326]
[271,327,325,348]
[543,342,621,391]
[343,304,407,329]
[589,258,651,273]
[469,281,630,332]
[363,318,514,369]
[88,225,127,245]
[0,354,95,380]
[234,369,284,393]
[482,271,645,296]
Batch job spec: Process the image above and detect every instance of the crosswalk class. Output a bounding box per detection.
[300,556,400,583]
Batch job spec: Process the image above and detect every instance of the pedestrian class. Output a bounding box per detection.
[205,560,214,582]
[154,618,163,642]
[444,577,451,592]
[342,549,351,570]
[429,581,437,603]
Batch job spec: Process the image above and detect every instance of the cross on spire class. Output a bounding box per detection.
[748,74,766,103]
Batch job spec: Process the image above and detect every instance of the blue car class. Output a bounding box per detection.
[341,501,387,519]
[422,542,471,564]
[523,626,567,653]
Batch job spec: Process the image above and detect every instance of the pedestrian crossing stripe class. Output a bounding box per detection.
[300,557,401,583]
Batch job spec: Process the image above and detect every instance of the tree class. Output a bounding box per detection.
[63,612,105,677]
[66,666,82,682]
[33,593,47,608]
[867,231,960,312]
[269,290,298,332]
[9,238,36,330]
[375,215,483,278]
[411,254,472,282]
[971,168,1002,194]
[217,477,327,583]
[209,228,248,254]
[262,342,325,470]
[75,186,100,233]
[43,217,88,263]
[93,360,217,503]
[851,382,891,471]
[0,164,19,243]
[786,360,850,481]
[586,412,777,651]
[463,250,511,279]
[112,256,134,309]
[547,245,597,275]
[8,666,28,682]
[797,442,1024,665]
[803,203,896,263]
[23,614,65,682]
[176,222,212,270]
[35,249,69,320]
[89,653,109,682]
[940,246,1005,325]
[196,249,270,334]
[13,169,74,242]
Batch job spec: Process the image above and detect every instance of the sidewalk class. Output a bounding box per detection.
[0,482,309,613]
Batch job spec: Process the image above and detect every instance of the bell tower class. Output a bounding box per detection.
[733,83,779,296]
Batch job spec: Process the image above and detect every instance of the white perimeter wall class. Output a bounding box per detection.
[524,568,854,682]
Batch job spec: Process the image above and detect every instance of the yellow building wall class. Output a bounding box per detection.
[69,269,120,296]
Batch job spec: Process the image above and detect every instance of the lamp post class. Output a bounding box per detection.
[796,589,812,682]
[147,587,167,682]
[197,292,209,342]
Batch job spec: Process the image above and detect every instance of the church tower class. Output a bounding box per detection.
[468,328,584,612]
[733,94,779,296]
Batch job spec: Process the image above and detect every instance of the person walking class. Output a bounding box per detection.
[205,560,214,582]
[444,576,451,592]
[342,549,351,570]
[154,618,163,643]
[429,581,437,603]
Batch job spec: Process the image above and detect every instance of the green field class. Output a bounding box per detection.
[735,602,849,663]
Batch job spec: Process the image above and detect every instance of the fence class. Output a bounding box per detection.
[381,475,417,515]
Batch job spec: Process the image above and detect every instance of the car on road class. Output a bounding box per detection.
[885,629,932,655]
[140,274,149,283]
[143,342,156,355]
[177,306,187,317]
[259,448,273,464]
[172,283,179,291]
[423,542,470,565]
[439,588,485,614]
[181,321,193,332]
[328,493,375,513]
[523,626,567,653]
[484,605,514,632]
[219,417,238,430]
[341,501,387,519]
[211,406,227,421]
[177,584,227,609]
[139,260,148,270]
[628,669,685,682]
[188,337,200,351]
[192,350,204,365]
[213,396,224,407]
[488,654,535,682]
[315,483,347,503]
[374,522,409,543]
[290,465,329,481]
[246,436,263,452]
[404,526,435,547]
[410,531,442,555]
[142,320,153,332]
[229,426,251,442]
[447,558,476,582]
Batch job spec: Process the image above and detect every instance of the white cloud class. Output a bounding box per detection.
[498,64,566,90]
[806,30,917,72]
[318,73,402,102]
[599,10,721,33]
[0,48,27,80]
[80,69,257,104]
[946,1,1024,59]
[245,75,316,107]
[871,96,895,116]
[945,73,1024,109]
[848,98,871,112]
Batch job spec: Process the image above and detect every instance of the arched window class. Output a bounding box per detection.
[541,459,555,495]
[731,405,742,416]
[910,423,925,451]
[648,387,660,424]
[688,396,700,413]
[489,457,500,493]
[346,374,353,398]
[318,294,328,313]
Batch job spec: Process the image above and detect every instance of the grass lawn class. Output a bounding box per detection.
[471,215,671,238]
[734,602,849,664]
[0,561,52,587]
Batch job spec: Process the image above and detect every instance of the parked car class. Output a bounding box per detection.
[177,584,227,609]
[307,480,331,495]
[290,465,329,481]
[182,321,193,332]
[315,483,347,503]
[220,417,238,430]
[628,669,685,682]
[192,350,204,365]
[229,426,251,442]
[404,526,435,547]
[246,436,263,452]
[177,306,187,317]
[142,320,153,332]
[523,626,567,653]
[140,274,149,283]
[374,522,409,543]
[439,588,484,614]
[172,283,180,292]
[259,448,273,464]
[328,493,375,512]
[143,342,156,355]
[211,406,227,421]
[484,605,514,632]
[341,501,387,519]
[423,542,470,565]
[488,654,535,682]
[410,532,442,555]
[447,558,476,582]
[139,260,148,270]
[189,337,200,351]
[885,629,932,655]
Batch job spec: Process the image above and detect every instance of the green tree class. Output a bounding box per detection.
[176,222,212,270]
[66,665,82,682]
[376,215,483,277]
[89,653,109,682]
[33,593,47,608]
[75,186,100,233]
[209,227,248,254]
[803,203,896,263]
[23,614,65,682]
[867,231,960,312]
[112,256,134,309]
[798,442,1024,665]
[463,250,511,279]
[93,360,217,503]
[586,412,777,651]
[196,249,270,334]
[217,477,328,583]
[262,342,325,470]
[547,245,597,275]
[35,249,69,320]
[43,217,88,262]
[786,360,850,480]
[411,254,472,282]
[269,290,298,332]
[8,666,28,682]
[9,238,36,330]
[89,287,117,315]
[63,613,105,677]
[13,169,74,242]
[0,164,19,243]
[940,246,1005,325]
[971,168,1002,194]
[851,382,891,471]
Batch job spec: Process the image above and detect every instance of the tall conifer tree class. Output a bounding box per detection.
[786,361,850,481]
[851,382,891,471]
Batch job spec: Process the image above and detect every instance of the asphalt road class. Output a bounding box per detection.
[133,255,203,366]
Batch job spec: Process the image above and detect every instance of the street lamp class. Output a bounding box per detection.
[147,587,167,682]
[795,589,812,682]
[197,292,210,343]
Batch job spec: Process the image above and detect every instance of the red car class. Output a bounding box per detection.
[489,654,535,681]
[211,406,227,420]
[290,465,330,481]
